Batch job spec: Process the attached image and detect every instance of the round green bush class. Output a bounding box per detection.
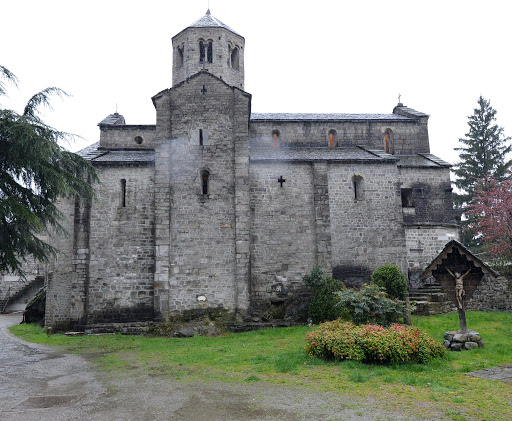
[371,263,408,301]
[305,319,445,365]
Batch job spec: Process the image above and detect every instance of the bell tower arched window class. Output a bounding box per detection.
[231,46,239,70]
[199,40,213,64]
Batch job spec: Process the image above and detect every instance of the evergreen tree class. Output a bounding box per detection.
[452,96,511,246]
[453,96,511,205]
[0,66,97,277]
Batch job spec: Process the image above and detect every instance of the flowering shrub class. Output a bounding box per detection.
[305,319,445,365]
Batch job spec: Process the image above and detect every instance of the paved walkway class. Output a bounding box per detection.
[466,365,512,383]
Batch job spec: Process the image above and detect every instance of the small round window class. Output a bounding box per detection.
[134,136,143,145]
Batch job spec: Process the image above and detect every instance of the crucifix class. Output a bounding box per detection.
[201,85,208,95]
[446,268,471,332]
[277,175,286,187]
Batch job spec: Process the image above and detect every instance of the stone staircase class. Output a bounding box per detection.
[409,284,454,315]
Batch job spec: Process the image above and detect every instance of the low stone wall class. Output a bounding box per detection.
[466,275,512,311]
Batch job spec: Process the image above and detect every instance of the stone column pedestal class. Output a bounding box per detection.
[444,330,484,351]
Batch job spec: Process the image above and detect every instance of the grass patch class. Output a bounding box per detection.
[10,311,512,420]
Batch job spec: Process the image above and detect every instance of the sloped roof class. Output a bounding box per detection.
[397,154,451,168]
[77,142,154,164]
[251,113,413,122]
[249,146,398,162]
[420,240,499,280]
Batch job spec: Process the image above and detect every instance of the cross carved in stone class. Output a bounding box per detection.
[201,85,208,95]
[277,175,286,187]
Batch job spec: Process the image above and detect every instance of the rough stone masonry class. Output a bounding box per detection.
[38,10,460,330]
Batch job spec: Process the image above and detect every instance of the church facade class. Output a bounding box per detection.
[44,11,460,329]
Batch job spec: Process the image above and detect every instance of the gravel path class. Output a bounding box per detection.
[1,313,433,420]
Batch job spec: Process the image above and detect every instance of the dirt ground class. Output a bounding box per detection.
[1,313,436,420]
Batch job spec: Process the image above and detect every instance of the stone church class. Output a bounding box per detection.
[42,10,459,329]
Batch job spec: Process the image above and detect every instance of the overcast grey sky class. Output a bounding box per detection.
[2,0,511,165]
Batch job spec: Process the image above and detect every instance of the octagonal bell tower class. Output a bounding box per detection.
[172,10,245,89]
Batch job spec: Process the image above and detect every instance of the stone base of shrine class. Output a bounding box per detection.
[443,330,484,351]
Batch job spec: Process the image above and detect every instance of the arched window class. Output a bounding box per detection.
[384,129,393,154]
[231,46,239,70]
[351,175,364,200]
[328,129,337,148]
[201,170,210,195]
[199,40,205,63]
[272,129,280,148]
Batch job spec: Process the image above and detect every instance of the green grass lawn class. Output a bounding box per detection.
[10,311,512,421]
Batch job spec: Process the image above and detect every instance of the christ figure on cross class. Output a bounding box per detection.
[446,268,471,309]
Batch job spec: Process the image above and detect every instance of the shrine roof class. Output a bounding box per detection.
[420,240,499,280]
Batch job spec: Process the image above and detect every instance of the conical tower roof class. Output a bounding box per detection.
[186,9,241,36]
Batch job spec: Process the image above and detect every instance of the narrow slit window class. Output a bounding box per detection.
[202,171,210,195]
[199,129,203,146]
[352,175,364,200]
[120,179,127,207]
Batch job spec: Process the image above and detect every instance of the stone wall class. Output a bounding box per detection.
[249,161,317,308]
[328,162,407,287]
[99,125,157,149]
[86,163,155,324]
[398,166,457,225]
[249,119,429,154]
[405,226,460,282]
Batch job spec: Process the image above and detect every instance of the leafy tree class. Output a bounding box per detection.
[452,96,511,246]
[0,66,97,277]
[467,171,512,259]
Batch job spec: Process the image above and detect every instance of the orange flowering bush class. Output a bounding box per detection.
[305,319,445,365]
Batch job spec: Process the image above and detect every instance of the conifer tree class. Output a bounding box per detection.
[453,96,511,206]
[453,96,511,246]
[0,66,97,277]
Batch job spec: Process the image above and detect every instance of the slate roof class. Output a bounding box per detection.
[397,154,451,168]
[186,10,241,36]
[249,146,397,162]
[77,142,155,164]
[250,113,414,122]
